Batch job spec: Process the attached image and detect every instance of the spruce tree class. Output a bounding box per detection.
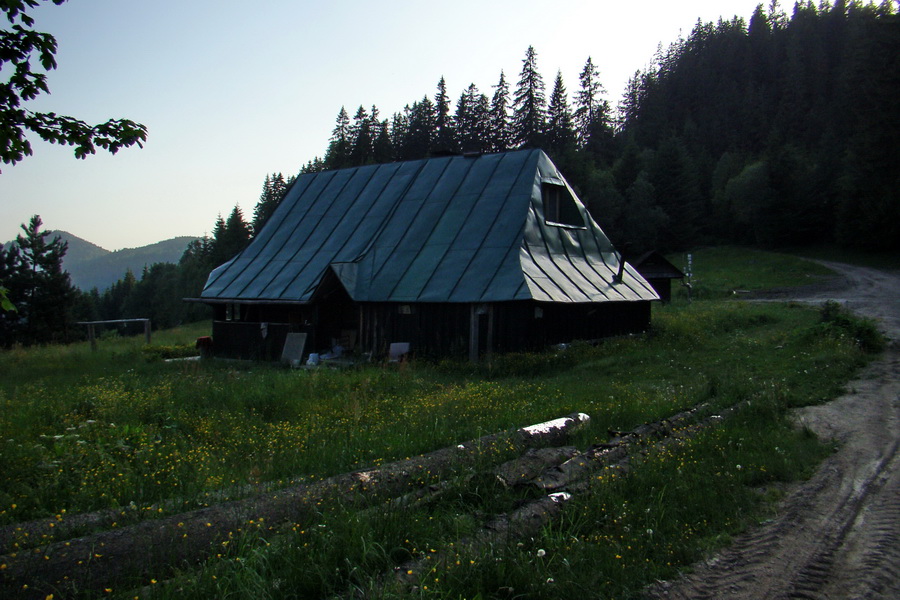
[512,46,547,149]
[574,57,612,152]
[390,110,410,156]
[489,71,512,152]
[546,70,576,156]
[325,106,351,169]
[398,97,436,160]
[252,173,289,235]
[223,206,252,255]
[209,207,251,266]
[7,216,78,344]
[300,157,325,174]
[349,105,373,166]
[455,84,491,153]
[372,117,394,164]
[433,77,457,153]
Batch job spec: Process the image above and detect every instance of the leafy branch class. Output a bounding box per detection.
[0,0,147,171]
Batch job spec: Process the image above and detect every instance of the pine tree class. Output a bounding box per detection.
[574,57,612,156]
[253,173,290,235]
[349,105,373,166]
[300,157,325,174]
[223,205,252,253]
[390,110,410,156]
[433,77,457,153]
[325,106,351,169]
[488,71,512,152]
[210,207,251,266]
[546,70,576,156]
[372,117,394,164]
[6,216,78,344]
[398,97,436,160]
[455,83,491,153]
[211,214,226,247]
[512,46,547,149]
[618,70,648,136]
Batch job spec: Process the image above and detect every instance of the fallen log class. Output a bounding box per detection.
[0,413,589,599]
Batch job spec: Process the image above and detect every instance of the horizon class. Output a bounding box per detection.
[1,0,768,251]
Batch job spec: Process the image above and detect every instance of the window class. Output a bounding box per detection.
[225,303,242,321]
[542,181,585,228]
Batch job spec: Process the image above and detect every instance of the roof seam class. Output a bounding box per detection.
[271,168,364,300]
[414,154,507,301]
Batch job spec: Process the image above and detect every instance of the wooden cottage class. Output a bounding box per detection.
[194,149,659,361]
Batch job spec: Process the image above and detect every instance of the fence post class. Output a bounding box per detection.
[144,319,151,345]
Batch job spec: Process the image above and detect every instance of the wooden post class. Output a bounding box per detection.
[78,318,152,351]
[485,304,494,362]
[469,304,479,363]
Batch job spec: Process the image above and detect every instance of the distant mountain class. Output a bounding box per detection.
[4,231,199,291]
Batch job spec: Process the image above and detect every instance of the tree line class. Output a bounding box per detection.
[306,48,614,174]
[3,1,897,346]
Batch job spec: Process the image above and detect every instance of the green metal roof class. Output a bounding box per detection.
[200,149,658,304]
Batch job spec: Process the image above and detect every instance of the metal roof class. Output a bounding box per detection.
[200,149,658,304]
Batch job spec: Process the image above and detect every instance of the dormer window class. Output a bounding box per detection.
[542,180,585,228]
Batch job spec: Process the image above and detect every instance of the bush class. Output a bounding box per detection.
[814,301,886,353]
[141,344,199,361]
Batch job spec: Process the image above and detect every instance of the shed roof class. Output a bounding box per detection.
[200,149,658,304]
[632,251,686,280]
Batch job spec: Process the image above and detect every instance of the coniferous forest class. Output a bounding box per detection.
[2,1,897,345]
[302,1,899,255]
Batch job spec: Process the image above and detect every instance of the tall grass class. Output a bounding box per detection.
[0,249,883,598]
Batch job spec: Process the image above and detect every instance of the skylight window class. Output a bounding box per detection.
[542,181,585,228]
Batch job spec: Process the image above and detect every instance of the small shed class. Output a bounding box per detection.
[631,251,684,303]
[192,149,659,361]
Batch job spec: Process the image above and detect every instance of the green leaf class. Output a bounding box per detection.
[0,287,17,312]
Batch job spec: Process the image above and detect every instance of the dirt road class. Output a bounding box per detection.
[646,262,900,599]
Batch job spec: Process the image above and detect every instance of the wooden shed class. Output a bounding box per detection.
[192,150,659,361]
[631,251,685,303]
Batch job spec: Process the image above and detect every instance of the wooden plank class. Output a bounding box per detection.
[280,332,307,364]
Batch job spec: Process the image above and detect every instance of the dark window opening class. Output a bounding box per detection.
[542,182,585,228]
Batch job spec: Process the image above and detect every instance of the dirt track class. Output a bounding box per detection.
[645,262,900,600]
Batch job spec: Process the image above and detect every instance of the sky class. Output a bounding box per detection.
[1,0,769,251]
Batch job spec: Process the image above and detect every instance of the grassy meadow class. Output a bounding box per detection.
[0,247,884,599]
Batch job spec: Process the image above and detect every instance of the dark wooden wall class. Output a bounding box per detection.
[208,299,652,361]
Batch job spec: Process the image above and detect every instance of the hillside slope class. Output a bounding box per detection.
[4,231,198,292]
[62,234,198,291]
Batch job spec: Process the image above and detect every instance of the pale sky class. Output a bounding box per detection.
[1,0,768,251]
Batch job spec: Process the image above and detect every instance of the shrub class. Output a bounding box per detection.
[141,344,199,361]
[815,301,886,353]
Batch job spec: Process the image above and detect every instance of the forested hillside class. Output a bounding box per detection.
[617,0,899,251]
